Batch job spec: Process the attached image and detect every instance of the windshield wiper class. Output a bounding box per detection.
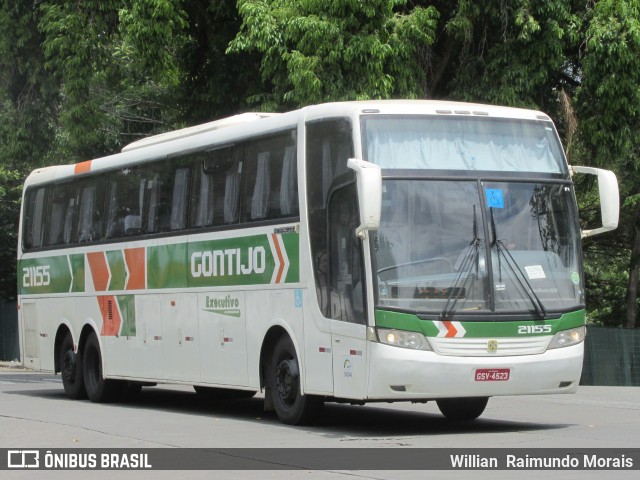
[440,205,482,320]
[490,207,547,319]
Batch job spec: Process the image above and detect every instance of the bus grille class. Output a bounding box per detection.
[429,336,552,356]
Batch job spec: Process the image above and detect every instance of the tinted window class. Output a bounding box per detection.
[23,187,46,249]
[242,131,298,221]
[76,178,105,243]
[146,159,191,234]
[306,119,363,321]
[190,147,241,228]
[45,182,77,246]
[104,167,146,239]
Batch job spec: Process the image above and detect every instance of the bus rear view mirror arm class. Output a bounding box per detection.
[570,165,620,238]
[347,158,382,238]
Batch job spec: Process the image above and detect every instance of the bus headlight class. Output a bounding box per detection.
[548,326,586,349]
[377,328,432,351]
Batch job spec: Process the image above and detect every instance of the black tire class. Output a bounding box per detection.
[82,332,123,403]
[60,332,86,399]
[436,397,489,421]
[193,386,257,399]
[268,336,323,425]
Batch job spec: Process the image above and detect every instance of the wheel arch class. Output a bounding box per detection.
[259,323,303,392]
[53,323,72,374]
[53,318,100,374]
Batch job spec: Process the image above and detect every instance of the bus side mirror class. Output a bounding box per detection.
[571,165,620,238]
[347,158,382,238]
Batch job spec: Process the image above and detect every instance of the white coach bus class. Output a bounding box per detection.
[17,101,619,424]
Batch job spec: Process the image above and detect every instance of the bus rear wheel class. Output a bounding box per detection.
[82,332,122,403]
[436,397,489,421]
[60,332,86,399]
[268,336,323,425]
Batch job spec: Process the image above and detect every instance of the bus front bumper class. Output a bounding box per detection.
[366,341,583,400]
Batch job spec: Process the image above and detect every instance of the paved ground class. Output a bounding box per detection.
[0,366,638,480]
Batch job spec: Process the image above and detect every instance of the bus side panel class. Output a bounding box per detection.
[198,290,249,387]
[102,294,165,381]
[162,292,200,383]
[245,288,304,390]
[133,294,164,379]
[20,299,44,371]
[302,295,334,395]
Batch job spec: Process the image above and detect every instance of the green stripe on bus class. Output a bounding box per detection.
[117,295,136,336]
[19,231,301,294]
[147,232,300,289]
[70,254,85,293]
[18,256,74,295]
[106,250,126,291]
[374,309,585,337]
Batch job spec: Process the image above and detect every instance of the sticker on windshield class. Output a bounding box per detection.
[486,189,504,208]
[524,265,546,280]
[571,271,580,285]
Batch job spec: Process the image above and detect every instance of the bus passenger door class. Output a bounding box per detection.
[328,184,368,399]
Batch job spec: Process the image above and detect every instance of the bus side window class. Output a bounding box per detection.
[145,159,190,234]
[45,182,77,246]
[280,145,298,216]
[23,187,46,249]
[170,167,189,231]
[191,147,240,228]
[76,184,99,243]
[242,130,297,222]
[105,167,145,239]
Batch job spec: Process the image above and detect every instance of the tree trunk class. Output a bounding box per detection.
[624,203,640,328]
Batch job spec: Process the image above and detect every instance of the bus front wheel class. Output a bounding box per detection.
[82,332,122,403]
[60,331,86,399]
[268,336,323,425]
[436,397,489,421]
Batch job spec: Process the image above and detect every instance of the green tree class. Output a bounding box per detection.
[576,0,640,328]
[228,0,439,109]
[0,0,638,329]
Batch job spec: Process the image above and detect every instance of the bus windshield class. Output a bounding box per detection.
[373,179,582,317]
[363,115,566,174]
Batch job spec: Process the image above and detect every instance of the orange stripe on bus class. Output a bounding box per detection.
[443,321,458,338]
[271,234,285,284]
[124,247,145,290]
[98,296,121,336]
[74,160,92,175]
[87,252,110,292]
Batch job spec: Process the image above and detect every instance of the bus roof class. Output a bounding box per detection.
[121,112,280,152]
[23,100,552,188]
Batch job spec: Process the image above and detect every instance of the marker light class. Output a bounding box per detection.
[548,326,586,349]
[377,328,432,351]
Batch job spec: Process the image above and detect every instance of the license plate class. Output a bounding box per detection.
[475,368,510,381]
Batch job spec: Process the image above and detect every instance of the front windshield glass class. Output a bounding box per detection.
[363,116,566,174]
[373,179,583,317]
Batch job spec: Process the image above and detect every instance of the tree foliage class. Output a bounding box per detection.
[0,0,638,327]
[228,0,439,109]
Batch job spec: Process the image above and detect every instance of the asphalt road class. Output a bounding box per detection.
[1,367,638,480]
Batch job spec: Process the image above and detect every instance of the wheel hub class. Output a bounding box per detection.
[275,358,298,404]
[62,350,76,382]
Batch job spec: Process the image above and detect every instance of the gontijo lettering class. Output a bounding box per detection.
[190,246,266,278]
